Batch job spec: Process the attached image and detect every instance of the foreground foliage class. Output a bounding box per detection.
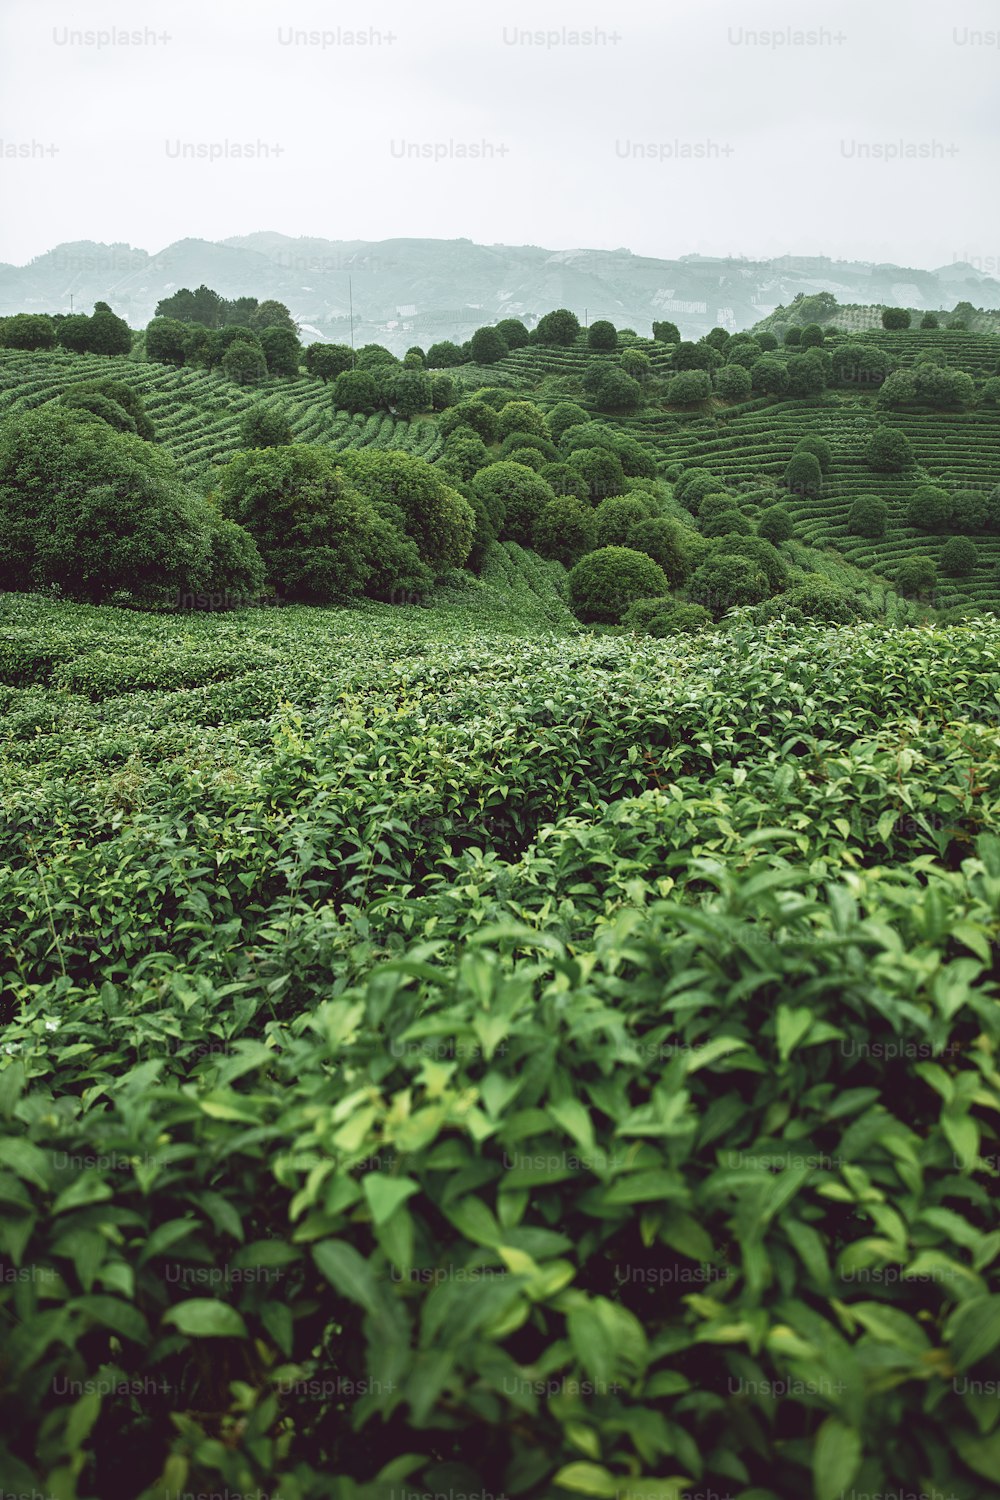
[1,591,1000,1500]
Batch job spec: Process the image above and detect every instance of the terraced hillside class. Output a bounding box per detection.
[0,349,442,486]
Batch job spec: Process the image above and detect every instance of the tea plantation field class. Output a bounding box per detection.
[3,584,1000,1499]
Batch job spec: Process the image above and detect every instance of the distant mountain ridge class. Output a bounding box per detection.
[2,234,999,352]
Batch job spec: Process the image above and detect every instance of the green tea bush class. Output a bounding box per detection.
[568,544,669,621]
[941,536,979,577]
[593,495,650,549]
[757,506,795,543]
[849,495,890,538]
[532,496,596,566]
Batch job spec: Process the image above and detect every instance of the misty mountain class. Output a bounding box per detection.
[2,235,999,352]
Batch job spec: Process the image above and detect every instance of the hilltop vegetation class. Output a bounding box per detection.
[2,292,1000,1499]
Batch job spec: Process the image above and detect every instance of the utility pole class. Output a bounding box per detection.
[349,276,355,365]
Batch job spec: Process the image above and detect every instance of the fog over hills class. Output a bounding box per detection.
[2,233,998,351]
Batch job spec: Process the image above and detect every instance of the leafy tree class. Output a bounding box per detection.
[439,400,498,444]
[783,326,802,347]
[340,449,474,571]
[430,374,457,411]
[651,320,680,344]
[713,534,788,592]
[593,368,643,413]
[667,370,712,405]
[498,432,558,463]
[703,327,730,352]
[426,341,466,367]
[786,354,828,397]
[535,308,581,347]
[239,403,293,449]
[671,341,718,372]
[785,452,822,499]
[906,485,952,531]
[831,342,891,387]
[620,348,652,382]
[568,546,669,623]
[756,332,779,352]
[624,598,712,635]
[912,364,974,408]
[799,323,825,349]
[941,536,978,576]
[155,284,225,326]
[222,341,267,386]
[690,553,770,614]
[61,389,137,434]
[794,434,832,472]
[547,401,590,441]
[0,313,55,350]
[332,369,380,415]
[56,314,95,353]
[751,357,789,396]
[587,320,618,351]
[389,370,432,418]
[207,325,261,368]
[625,516,698,587]
[0,405,242,604]
[305,343,354,382]
[866,427,913,473]
[895,555,937,598]
[145,317,189,366]
[496,401,550,442]
[355,344,399,370]
[593,496,650,549]
[533,497,596,565]
[848,494,889,538]
[757,505,795,543]
[405,346,426,365]
[568,446,626,501]
[877,370,917,407]
[951,490,989,532]
[439,433,490,482]
[675,469,726,511]
[259,326,302,377]
[539,462,590,503]
[495,318,530,350]
[724,337,763,370]
[88,307,133,356]
[882,308,912,330]
[921,313,940,329]
[471,462,555,547]
[250,300,297,334]
[218,445,397,601]
[770,577,858,625]
[469,326,509,365]
[716,364,751,400]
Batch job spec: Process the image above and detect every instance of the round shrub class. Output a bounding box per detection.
[533,497,596,566]
[540,462,590,503]
[587,320,618,351]
[765,577,858,625]
[794,434,832,472]
[546,402,591,441]
[667,370,712,406]
[921,312,940,329]
[689,553,770,614]
[699,502,753,539]
[469,326,508,365]
[716,364,752,401]
[438,434,490,482]
[950,490,989,532]
[751,356,789,396]
[568,447,627,503]
[623,597,712,636]
[239,403,293,449]
[712,534,788,592]
[593,496,650,549]
[882,307,912,329]
[895,556,938,598]
[941,536,978,577]
[221,341,267,386]
[784,326,802,346]
[866,427,913,473]
[785,451,822,499]
[906,485,952,532]
[340,449,475,572]
[332,369,380,416]
[60,389,137,435]
[756,332,779,352]
[725,338,762,369]
[496,401,550,443]
[676,470,729,513]
[473,462,556,547]
[439,400,498,444]
[624,517,697,588]
[498,432,558,463]
[568,546,670,624]
[757,506,795,543]
[848,495,889,538]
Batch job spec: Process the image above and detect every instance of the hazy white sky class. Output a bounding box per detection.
[1,0,997,269]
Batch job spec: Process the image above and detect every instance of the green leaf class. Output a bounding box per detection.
[948,1295,1000,1371]
[812,1417,861,1500]
[548,1097,596,1153]
[162,1299,248,1339]
[553,1463,619,1497]
[775,1005,814,1065]
[363,1173,419,1228]
[52,1174,113,1215]
[954,1427,1000,1481]
[313,1239,380,1316]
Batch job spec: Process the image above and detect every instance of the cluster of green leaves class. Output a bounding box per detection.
[2,595,1000,1497]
